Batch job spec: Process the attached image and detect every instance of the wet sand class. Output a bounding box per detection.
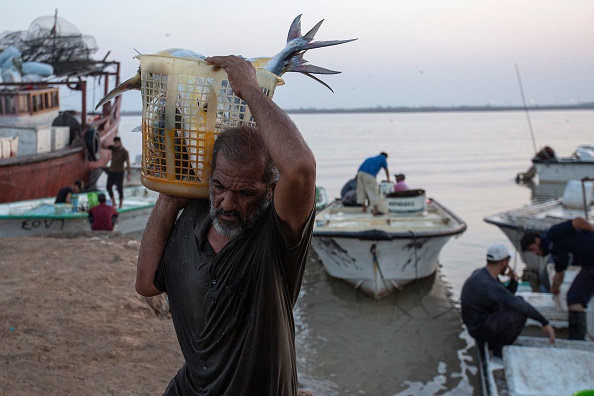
[0,234,479,395]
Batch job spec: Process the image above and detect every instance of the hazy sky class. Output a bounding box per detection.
[3,0,594,111]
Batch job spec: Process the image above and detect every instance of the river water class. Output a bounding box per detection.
[117,109,594,395]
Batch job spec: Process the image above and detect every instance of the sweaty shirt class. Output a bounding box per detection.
[154,199,314,395]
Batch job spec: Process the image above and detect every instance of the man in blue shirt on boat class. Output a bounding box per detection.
[356,152,390,216]
[461,244,555,358]
[520,217,594,340]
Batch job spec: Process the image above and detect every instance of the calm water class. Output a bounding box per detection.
[118,110,594,395]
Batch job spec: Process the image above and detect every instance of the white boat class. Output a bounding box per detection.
[477,336,594,396]
[311,187,467,299]
[484,179,594,339]
[518,145,594,183]
[484,179,593,268]
[0,185,157,237]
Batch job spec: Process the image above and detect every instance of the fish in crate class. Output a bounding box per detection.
[96,15,356,198]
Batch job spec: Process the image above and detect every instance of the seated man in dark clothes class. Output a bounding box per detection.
[520,217,594,340]
[461,244,555,357]
[88,193,119,231]
[55,180,84,204]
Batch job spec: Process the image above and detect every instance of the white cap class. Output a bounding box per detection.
[486,244,512,262]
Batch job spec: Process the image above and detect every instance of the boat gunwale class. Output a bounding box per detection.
[313,197,467,240]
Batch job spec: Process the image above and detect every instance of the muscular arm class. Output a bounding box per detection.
[136,195,190,296]
[572,217,594,232]
[206,55,316,245]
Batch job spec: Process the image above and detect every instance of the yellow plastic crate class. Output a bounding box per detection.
[137,54,283,198]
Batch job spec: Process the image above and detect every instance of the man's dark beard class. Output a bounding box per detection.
[210,189,272,239]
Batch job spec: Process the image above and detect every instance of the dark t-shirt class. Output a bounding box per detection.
[542,220,594,271]
[155,199,314,395]
[108,146,129,173]
[55,186,73,203]
[460,267,549,334]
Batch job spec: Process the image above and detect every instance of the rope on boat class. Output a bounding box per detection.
[370,243,413,318]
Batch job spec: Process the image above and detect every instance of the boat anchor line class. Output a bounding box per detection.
[370,243,413,319]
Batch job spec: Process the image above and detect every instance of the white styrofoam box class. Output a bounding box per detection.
[0,125,51,155]
[0,138,11,158]
[52,126,70,150]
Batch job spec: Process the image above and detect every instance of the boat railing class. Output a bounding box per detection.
[0,87,60,117]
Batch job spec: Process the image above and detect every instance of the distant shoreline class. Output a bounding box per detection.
[121,102,594,116]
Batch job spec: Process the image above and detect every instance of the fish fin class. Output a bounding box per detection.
[299,72,335,93]
[303,19,325,41]
[95,71,141,110]
[304,38,358,51]
[289,64,342,75]
[287,14,302,41]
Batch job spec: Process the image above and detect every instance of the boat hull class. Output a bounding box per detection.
[0,186,156,237]
[311,234,452,299]
[312,197,466,299]
[0,95,121,203]
[533,159,594,183]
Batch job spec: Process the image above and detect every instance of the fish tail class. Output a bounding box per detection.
[95,71,141,110]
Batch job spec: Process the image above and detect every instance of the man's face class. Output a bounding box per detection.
[526,240,543,256]
[113,139,121,147]
[209,154,271,239]
[498,257,511,275]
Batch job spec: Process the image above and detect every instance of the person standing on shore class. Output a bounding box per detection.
[103,136,130,208]
[135,55,316,395]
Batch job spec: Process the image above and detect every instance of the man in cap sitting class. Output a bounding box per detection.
[460,244,555,357]
[88,193,119,231]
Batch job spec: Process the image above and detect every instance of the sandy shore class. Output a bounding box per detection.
[0,234,183,395]
[0,234,321,395]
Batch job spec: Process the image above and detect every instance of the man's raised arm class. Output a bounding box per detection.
[206,55,316,244]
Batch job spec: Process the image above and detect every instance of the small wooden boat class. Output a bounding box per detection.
[311,188,467,299]
[477,336,594,396]
[0,186,157,237]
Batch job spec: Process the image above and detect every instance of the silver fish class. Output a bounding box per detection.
[95,15,356,109]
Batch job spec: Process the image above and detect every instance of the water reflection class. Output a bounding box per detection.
[295,252,478,395]
[516,180,566,204]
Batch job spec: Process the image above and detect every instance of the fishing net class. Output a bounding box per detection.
[0,15,99,76]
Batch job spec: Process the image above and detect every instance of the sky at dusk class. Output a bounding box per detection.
[2,0,594,111]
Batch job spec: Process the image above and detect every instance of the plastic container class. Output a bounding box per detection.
[70,195,79,212]
[385,189,426,213]
[54,203,73,215]
[562,180,593,209]
[378,181,394,197]
[137,54,284,198]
